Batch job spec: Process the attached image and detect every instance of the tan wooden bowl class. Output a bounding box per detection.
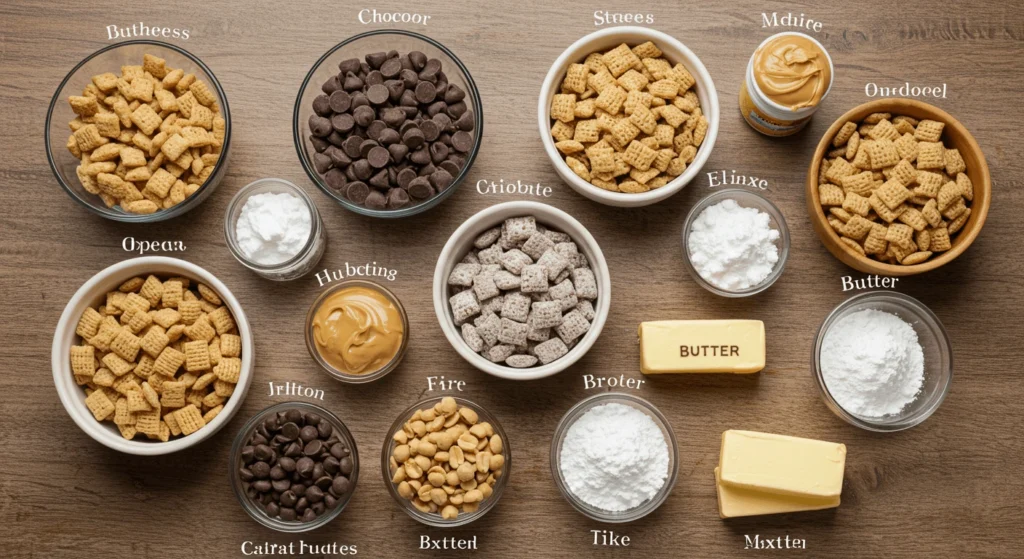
[806,98,991,276]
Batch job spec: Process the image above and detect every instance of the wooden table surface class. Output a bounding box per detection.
[2,0,1022,557]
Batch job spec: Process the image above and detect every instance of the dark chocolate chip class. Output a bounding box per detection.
[253,479,272,493]
[326,146,352,167]
[378,128,401,145]
[366,120,388,141]
[430,169,454,191]
[345,181,369,204]
[419,58,441,80]
[306,485,325,503]
[455,110,475,131]
[381,107,406,128]
[364,190,387,209]
[365,70,384,86]
[440,160,461,176]
[430,141,450,163]
[420,119,440,142]
[312,153,332,174]
[324,168,347,190]
[415,81,437,104]
[309,115,332,137]
[432,113,453,132]
[338,58,361,74]
[351,159,372,181]
[447,101,467,118]
[402,128,425,149]
[388,143,409,163]
[342,73,364,91]
[327,131,346,147]
[330,113,355,133]
[409,51,427,70]
[445,84,466,103]
[321,75,342,95]
[426,101,447,117]
[359,139,379,158]
[351,92,369,109]
[408,177,435,199]
[385,80,405,102]
[280,422,300,441]
[386,187,410,209]
[328,90,352,113]
[279,507,296,521]
[397,168,417,189]
[296,457,314,478]
[399,89,418,107]
[342,136,364,159]
[366,51,388,69]
[400,68,419,88]
[310,135,330,153]
[366,83,389,105]
[339,456,354,475]
[380,58,402,78]
[369,169,390,190]
[418,163,436,177]
[367,146,390,169]
[251,461,271,479]
[312,94,332,116]
[452,130,474,153]
[301,508,317,522]
[409,147,431,165]
[353,105,375,127]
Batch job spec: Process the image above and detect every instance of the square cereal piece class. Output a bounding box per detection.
[127,389,151,413]
[622,140,658,171]
[139,275,164,306]
[219,333,241,358]
[109,329,142,362]
[617,69,649,92]
[140,326,170,358]
[610,119,640,147]
[183,340,211,372]
[665,63,697,91]
[867,119,900,142]
[520,264,549,293]
[930,227,952,251]
[943,198,968,221]
[876,179,911,210]
[485,344,515,363]
[555,309,591,343]
[152,308,181,329]
[178,300,202,325]
[153,346,185,377]
[573,119,601,143]
[898,207,929,231]
[76,307,103,339]
[134,354,156,379]
[171,405,204,434]
[937,181,963,212]
[113,397,133,425]
[864,223,889,255]
[602,44,639,77]
[71,345,96,377]
[85,390,116,421]
[916,142,945,169]
[885,223,915,250]
[574,98,596,118]
[894,133,918,161]
[203,404,225,424]
[623,89,652,115]
[536,250,569,281]
[551,120,576,142]
[500,292,532,323]
[628,104,658,134]
[921,199,943,227]
[595,85,628,115]
[461,323,486,352]
[841,215,874,240]
[134,407,161,437]
[891,159,917,186]
[944,148,966,175]
[207,307,236,335]
[499,249,533,275]
[868,139,900,169]
[869,193,907,223]
[498,317,529,346]
[214,357,242,384]
[587,67,616,94]
[130,104,162,135]
[570,267,598,299]
[472,271,501,301]
[530,300,564,329]
[562,63,589,94]
[842,192,871,217]
[449,290,481,324]
[632,41,662,59]
[914,171,943,198]
[449,263,482,287]
[956,172,974,202]
[555,140,585,155]
[825,157,857,184]
[550,94,576,123]
[914,119,945,142]
[534,338,569,365]
[818,183,845,206]
[648,79,679,99]
[522,233,556,261]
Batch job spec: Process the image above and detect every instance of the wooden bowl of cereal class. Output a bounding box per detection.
[806,98,990,275]
[52,257,253,455]
[538,26,719,207]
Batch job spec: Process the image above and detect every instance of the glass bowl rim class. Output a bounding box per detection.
[304,279,410,384]
[812,290,954,432]
[380,395,511,527]
[45,39,232,222]
[228,401,360,532]
[681,188,791,297]
[292,29,484,219]
[549,392,680,523]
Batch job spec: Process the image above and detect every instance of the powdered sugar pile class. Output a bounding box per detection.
[820,308,924,418]
[687,199,780,291]
[559,402,669,512]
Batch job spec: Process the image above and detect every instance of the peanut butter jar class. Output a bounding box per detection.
[305,279,408,383]
[739,32,833,136]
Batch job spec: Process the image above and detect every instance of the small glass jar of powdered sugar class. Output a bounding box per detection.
[682,188,790,297]
[225,178,326,281]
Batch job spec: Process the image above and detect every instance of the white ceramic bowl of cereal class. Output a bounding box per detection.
[538,26,719,207]
[432,201,611,380]
[52,256,254,455]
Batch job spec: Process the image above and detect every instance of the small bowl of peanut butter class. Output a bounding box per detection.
[305,279,409,383]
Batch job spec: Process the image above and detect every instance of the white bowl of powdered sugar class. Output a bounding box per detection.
[813,291,953,432]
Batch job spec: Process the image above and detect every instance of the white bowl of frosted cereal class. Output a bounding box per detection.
[52,256,253,455]
[538,26,719,207]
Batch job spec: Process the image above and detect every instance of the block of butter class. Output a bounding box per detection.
[714,467,840,519]
[718,430,846,498]
[638,320,765,374]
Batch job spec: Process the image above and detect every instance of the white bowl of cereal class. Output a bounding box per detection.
[538,26,719,207]
[432,201,611,381]
[52,256,253,455]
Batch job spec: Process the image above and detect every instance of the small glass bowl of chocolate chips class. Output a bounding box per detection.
[230,402,358,532]
[294,30,483,218]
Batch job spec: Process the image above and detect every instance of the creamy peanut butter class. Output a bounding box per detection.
[753,34,831,110]
[312,286,404,375]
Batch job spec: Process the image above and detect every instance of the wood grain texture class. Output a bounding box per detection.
[1,0,1022,557]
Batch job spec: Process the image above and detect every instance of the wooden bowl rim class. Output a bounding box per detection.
[806,98,991,275]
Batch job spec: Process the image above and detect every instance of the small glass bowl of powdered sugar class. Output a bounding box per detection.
[225,178,327,281]
[813,291,953,432]
[682,189,790,297]
[551,392,679,523]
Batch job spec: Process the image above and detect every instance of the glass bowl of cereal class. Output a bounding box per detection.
[230,402,359,532]
[806,99,990,275]
[293,30,483,218]
[538,26,719,207]
[382,396,510,527]
[51,256,253,455]
[45,40,231,222]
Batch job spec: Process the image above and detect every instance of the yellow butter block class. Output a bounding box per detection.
[714,467,840,518]
[719,430,846,498]
[638,320,765,374]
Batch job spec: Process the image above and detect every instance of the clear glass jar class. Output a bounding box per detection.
[224,178,326,281]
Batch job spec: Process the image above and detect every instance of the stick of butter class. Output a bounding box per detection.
[714,467,840,519]
[718,430,846,498]
[638,320,765,374]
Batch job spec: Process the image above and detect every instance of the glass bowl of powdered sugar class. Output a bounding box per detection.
[225,178,327,281]
[551,392,679,523]
[813,291,953,432]
[682,188,790,297]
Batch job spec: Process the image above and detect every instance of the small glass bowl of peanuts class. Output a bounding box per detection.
[381,396,510,527]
